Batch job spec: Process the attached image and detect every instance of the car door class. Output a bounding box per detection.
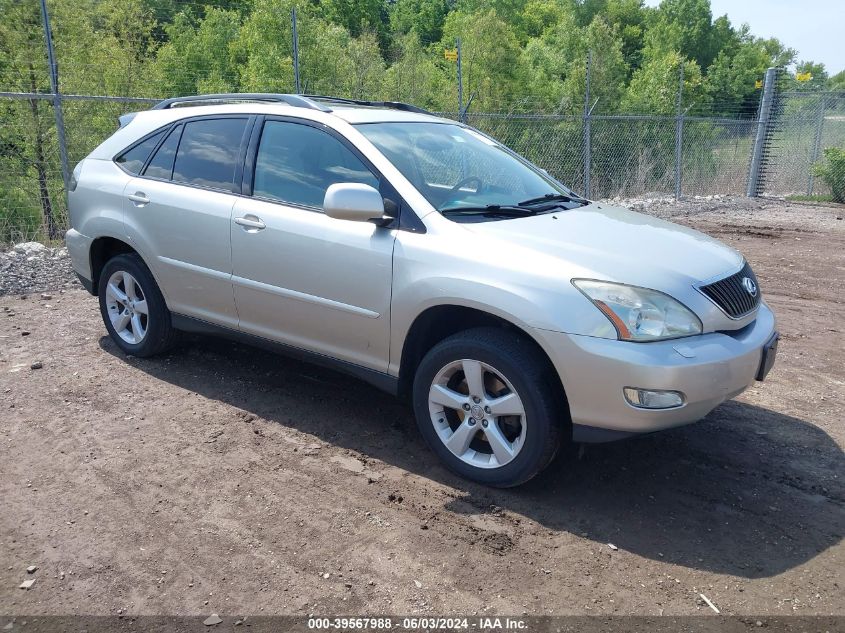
[121,116,251,328]
[230,117,395,372]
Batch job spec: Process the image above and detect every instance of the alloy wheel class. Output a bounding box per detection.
[427,358,526,469]
[104,270,149,344]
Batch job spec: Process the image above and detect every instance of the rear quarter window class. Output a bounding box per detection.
[115,130,165,175]
[143,124,182,180]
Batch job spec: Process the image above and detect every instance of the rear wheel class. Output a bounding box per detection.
[98,253,176,357]
[412,327,563,487]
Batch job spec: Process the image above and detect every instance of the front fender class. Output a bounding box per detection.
[388,230,615,375]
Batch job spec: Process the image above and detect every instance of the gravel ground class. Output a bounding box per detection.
[0,242,76,297]
[0,197,843,619]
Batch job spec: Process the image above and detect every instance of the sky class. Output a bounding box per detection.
[643,0,845,75]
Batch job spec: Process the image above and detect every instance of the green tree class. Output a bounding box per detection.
[321,0,390,54]
[440,10,525,110]
[647,0,718,70]
[385,32,451,109]
[704,27,795,117]
[622,49,705,114]
[389,0,450,44]
[0,0,65,239]
[151,8,241,96]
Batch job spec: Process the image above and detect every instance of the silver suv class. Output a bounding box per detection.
[66,94,778,487]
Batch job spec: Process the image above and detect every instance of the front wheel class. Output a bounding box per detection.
[412,327,564,487]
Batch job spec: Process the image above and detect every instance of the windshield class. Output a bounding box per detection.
[356,122,577,216]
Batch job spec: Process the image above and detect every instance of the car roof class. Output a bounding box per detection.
[88,95,454,160]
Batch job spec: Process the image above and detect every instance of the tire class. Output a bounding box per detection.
[98,253,177,357]
[412,327,564,487]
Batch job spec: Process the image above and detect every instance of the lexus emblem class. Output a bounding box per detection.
[742,277,758,297]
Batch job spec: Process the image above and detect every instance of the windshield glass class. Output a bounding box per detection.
[356,122,575,214]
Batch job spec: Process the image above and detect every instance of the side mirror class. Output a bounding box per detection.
[323,183,385,223]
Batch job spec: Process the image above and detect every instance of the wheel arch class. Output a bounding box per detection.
[89,237,156,297]
[397,304,571,428]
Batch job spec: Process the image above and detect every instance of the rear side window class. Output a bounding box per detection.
[172,118,248,190]
[143,124,182,180]
[115,130,165,174]
[253,120,378,208]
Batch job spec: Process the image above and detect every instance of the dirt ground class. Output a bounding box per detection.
[1,200,843,618]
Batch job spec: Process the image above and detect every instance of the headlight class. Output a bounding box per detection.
[572,279,702,342]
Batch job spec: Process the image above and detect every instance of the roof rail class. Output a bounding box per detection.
[151,93,332,112]
[302,94,433,115]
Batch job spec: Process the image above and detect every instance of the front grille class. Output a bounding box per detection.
[699,261,761,318]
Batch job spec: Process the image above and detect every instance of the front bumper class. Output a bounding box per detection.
[533,302,777,441]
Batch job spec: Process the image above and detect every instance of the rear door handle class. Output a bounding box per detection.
[234,215,266,231]
[127,192,150,205]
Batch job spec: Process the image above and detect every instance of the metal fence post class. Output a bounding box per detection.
[39,0,70,212]
[807,93,826,195]
[583,50,592,198]
[456,37,463,120]
[291,7,301,94]
[674,63,684,200]
[746,67,777,197]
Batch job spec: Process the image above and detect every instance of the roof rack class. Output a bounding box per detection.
[149,93,434,116]
[302,94,433,115]
[151,93,333,112]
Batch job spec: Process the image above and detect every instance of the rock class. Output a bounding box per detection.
[30,362,43,370]
[40,293,52,300]
[203,614,222,626]
[13,242,46,256]
[26,566,37,574]
[414,580,422,588]
[322,573,330,579]
[19,579,35,590]
[607,543,618,551]
[1,242,75,297]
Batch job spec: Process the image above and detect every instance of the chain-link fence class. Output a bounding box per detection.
[758,84,845,199]
[1,2,844,246]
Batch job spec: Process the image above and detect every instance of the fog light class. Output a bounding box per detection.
[623,387,684,409]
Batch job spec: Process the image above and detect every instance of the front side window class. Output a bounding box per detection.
[115,130,165,175]
[143,124,182,180]
[253,120,379,208]
[356,122,576,218]
[172,118,248,190]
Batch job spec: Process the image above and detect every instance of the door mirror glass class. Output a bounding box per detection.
[323,183,384,222]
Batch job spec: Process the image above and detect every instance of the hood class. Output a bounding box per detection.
[462,203,743,289]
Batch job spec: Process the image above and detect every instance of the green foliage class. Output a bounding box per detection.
[622,50,705,115]
[2,0,842,242]
[812,147,845,203]
[389,0,450,44]
[152,8,241,96]
[440,10,524,109]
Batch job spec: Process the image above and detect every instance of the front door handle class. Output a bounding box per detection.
[234,215,266,231]
[127,192,150,205]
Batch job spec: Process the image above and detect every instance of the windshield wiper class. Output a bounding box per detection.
[518,192,588,207]
[441,205,539,217]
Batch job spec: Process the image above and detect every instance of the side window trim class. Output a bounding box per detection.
[248,115,382,212]
[235,115,259,195]
[115,114,253,194]
[241,115,264,197]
